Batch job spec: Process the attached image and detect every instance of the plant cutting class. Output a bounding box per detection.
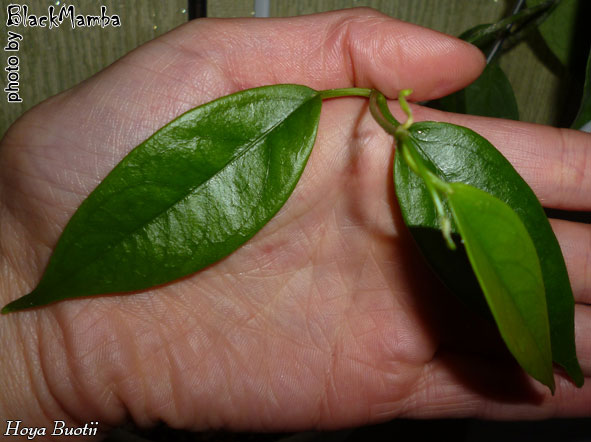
[1,1,587,396]
[1,80,583,393]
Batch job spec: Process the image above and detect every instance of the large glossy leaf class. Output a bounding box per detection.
[432,62,519,120]
[572,48,591,131]
[447,182,554,391]
[2,84,322,312]
[394,122,583,386]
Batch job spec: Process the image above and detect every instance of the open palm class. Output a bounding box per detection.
[1,9,589,433]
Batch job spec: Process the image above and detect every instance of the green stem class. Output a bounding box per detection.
[397,89,414,131]
[332,86,456,248]
[369,90,400,133]
[463,0,552,47]
[371,88,455,249]
[399,135,456,250]
[400,135,452,195]
[319,87,372,99]
[502,3,558,52]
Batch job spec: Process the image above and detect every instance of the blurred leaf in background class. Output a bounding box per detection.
[432,62,519,120]
[571,49,591,131]
[527,0,580,66]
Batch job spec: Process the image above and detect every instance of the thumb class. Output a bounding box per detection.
[178,8,485,100]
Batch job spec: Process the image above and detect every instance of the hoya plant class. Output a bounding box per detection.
[2,1,589,394]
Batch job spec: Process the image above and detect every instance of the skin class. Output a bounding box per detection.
[0,8,589,439]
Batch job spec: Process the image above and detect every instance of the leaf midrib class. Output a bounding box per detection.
[44,93,319,293]
[453,196,550,368]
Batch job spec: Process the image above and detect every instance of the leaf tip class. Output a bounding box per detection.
[2,300,23,314]
[0,298,25,314]
[568,364,585,388]
[1,291,39,314]
[548,377,556,396]
[538,366,556,396]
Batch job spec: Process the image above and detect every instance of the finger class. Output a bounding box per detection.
[178,8,485,100]
[397,105,591,211]
[61,8,484,128]
[551,219,591,304]
[10,9,484,176]
[401,338,591,420]
[398,303,591,419]
[3,9,485,214]
[70,7,484,112]
[575,304,591,375]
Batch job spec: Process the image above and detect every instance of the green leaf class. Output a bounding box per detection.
[459,2,553,50]
[432,62,519,120]
[527,0,581,66]
[447,182,554,392]
[572,48,591,131]
[394,122,584,387]
[2,84,322,312]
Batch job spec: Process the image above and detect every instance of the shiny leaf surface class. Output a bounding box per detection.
[432,62,519,120]
[394,122,583,386]
[447,182,554,391]
[572,48,591,131]
[3,84,322,312]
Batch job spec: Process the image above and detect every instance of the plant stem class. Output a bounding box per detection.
[502,2,559,51]
[369,90,400,132]
[328,86,456,248]
[368,88,456,249]
[486,0,525,64]
[396,89,414,131]
[399,134,456,249]
[461,1,553,52]
[319,87,372,99]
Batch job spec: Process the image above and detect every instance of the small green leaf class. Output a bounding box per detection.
[2,84,322,312]
[572,48,591,131]
[432,62,519,120]
[394,122,584,387]
[447,182,554,392]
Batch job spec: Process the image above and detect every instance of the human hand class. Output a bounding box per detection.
[0,8,589,435]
